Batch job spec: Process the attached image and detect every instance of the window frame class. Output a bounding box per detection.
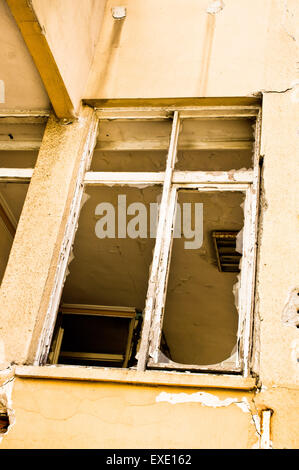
[145,182,253,374]
[34,105,261,377]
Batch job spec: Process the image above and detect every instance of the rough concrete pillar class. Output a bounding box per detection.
[0,105,98,366]
[254,91,299,387]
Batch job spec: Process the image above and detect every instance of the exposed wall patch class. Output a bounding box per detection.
[0,369,15,443]
[281,288,299,327]
[207,0,225,15]
[260,409,273,449]
[156,390,250,410]
[112,7,126,20]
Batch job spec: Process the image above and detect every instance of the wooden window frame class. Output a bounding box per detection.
[145,182,253,374]
[33,105,261,377]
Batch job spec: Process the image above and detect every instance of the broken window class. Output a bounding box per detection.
[160,190,245,368]
[45,106,261,376]
[48,184,162,368]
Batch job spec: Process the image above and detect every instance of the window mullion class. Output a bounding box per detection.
[137,111,180,371]
[84,171,165,185]
[0,168,33,182]
[172,170,254,184]
[148,185,178,363]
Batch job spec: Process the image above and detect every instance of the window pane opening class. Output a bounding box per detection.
[0,120,46,167]
[49,185,162,368]
[175,118,254,171]
[91,120,171,172]
[0,151,38,168]
[160,190,245,367]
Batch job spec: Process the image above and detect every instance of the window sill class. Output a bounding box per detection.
[15,365,256,390]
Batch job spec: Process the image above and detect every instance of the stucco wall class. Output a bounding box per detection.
[0,0,49,110]
[32,0,107,112]
[85,0,298,99]
[1,376,259,449]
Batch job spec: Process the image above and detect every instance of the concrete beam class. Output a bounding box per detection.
[6,0,74,118]
[6,0,107,118]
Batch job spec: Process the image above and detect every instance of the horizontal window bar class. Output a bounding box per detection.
[0,168,33,181]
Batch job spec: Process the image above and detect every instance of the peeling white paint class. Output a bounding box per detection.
[207,0,225,15]
[235,400,250,413]
[156,390,250,411]
[281,288,299,327]
[251,441,260,449]
[260,410,272,449]
[0,372,15,444]
[233,270,242,329]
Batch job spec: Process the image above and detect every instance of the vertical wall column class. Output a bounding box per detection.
[255,92,299,387]
[0,105,98,366]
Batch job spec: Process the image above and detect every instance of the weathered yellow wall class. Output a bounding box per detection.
[1,377,259,449]
[1,367,298,448]
[85,0,298,99]
[84,1,298,449]
[0,0,49,111]
[257,92,299,388]
[32,0,107,113]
